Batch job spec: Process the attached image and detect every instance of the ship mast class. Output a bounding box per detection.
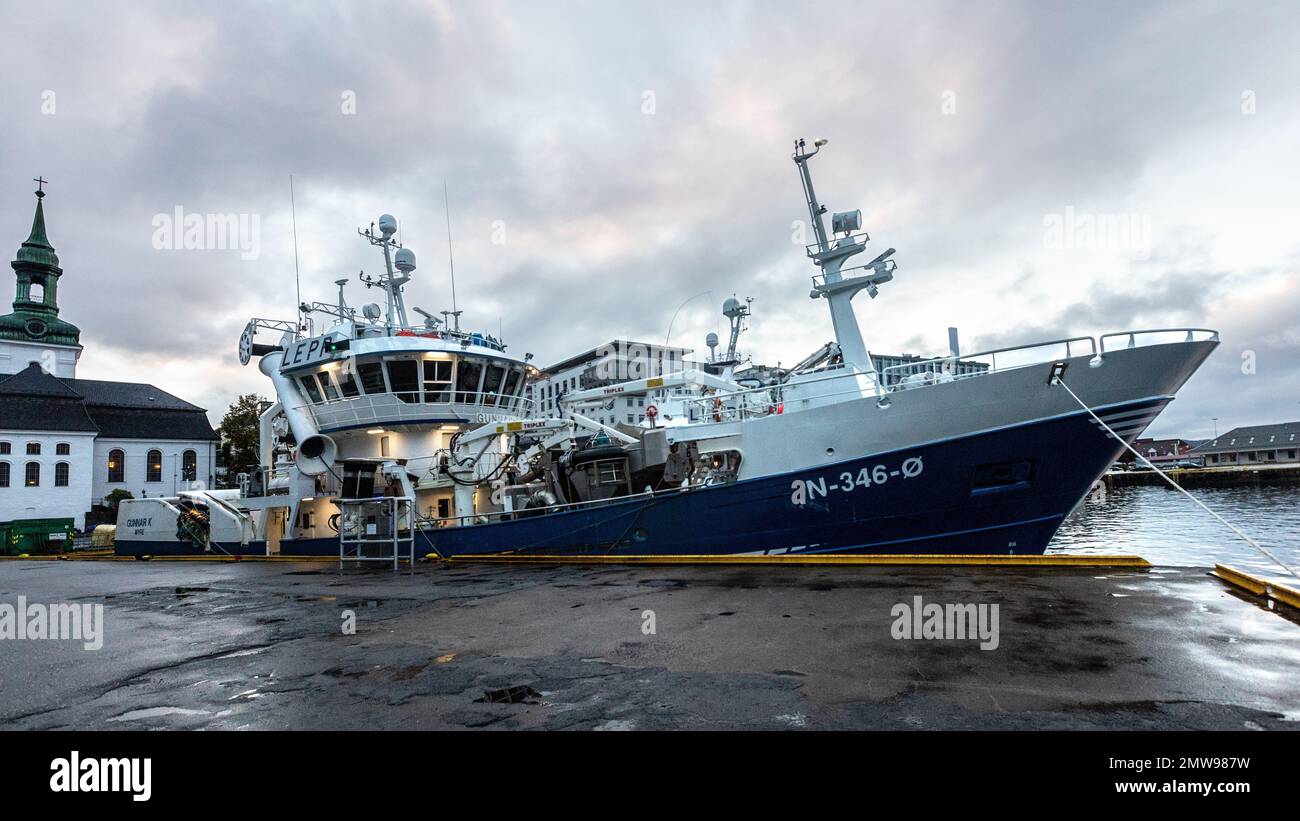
[793,137,897,379]
[358,214,415,335]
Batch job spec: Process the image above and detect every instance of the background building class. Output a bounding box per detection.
[530,340,696,425]
[1189,422,1300,467]
[0,186,218,529]
[1120,437,1199,466]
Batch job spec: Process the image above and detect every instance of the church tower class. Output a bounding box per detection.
[0,180,82,377]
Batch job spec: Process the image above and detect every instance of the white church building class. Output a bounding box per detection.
[0,184,219,530]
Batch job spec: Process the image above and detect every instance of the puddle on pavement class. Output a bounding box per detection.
[108,706,211,722]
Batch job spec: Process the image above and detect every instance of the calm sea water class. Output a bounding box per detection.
[1047,483,1300,583]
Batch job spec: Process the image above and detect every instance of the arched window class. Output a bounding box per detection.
[182,450,197,482]
[0,461,9,488]
[107,449,125,483]
[25,462,40,487]
[146,449,163,483]
[0,441,10,455]
[55,462,70,487]
[56,442,70,455]
[26,442,40,455]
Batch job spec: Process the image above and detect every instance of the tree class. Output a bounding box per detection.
[104,489,134,511]
[218,393,267,482]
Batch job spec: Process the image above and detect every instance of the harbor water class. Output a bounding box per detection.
[1048,483,1300,583]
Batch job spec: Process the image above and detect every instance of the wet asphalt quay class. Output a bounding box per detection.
[0,558,1296,730]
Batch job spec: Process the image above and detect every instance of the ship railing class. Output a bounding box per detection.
[804,231,872,260]
[681,365,876,424]
[435,486,676,529]
[1099,328,1219,353]
[298,391,534,430]
[881,336,1097,392]
[421,328,507,352]
[337,496,415,569]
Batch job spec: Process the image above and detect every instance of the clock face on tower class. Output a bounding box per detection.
[24,318,47,338]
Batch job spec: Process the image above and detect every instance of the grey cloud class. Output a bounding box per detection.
[1,0,1298,429]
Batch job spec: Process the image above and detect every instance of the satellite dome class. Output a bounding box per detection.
[394,247,417,273]
[378,214,398,236]
[706,332,719,348]
[722,297,742,317]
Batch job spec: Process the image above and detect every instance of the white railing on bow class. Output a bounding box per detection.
[1099,328,1219,353]
[881,336,1096,391]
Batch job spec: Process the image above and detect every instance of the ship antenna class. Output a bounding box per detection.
[443,180,459,330]
[290,174,303,334]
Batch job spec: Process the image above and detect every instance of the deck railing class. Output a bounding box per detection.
[301,391,533,431]
[1099,328,1219,353]
[680,365,873,424]
[426,486,676,530]
[881,336,1097,391]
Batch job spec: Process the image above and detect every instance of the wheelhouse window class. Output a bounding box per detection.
[423,360,453,403]
[182,450,197,481]
[25,462,40,487]
[146,449,163,482]
[107,449,125,483]
[502,368,523,409]
[481,365,506,406]
[298,375,324,404]
[336,367,361,398]
[455,359,483,403]
[357,361,387,395]
[55,462,69,487]
[0,461,8,487]
[317,371,340,401]
[56,442,71,455]
[26,442,40,455]
[385,359,420,403]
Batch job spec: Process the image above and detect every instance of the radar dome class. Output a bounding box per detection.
[394,247,417,273]
[706,332,719,349]
[722,297,742,317]
[378,214,398,236]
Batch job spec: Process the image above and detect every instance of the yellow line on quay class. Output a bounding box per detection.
[1213,564,1300,610]
[441,553,1152,568]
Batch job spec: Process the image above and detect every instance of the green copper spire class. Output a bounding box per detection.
[0,180,81,347]
[15,183,60,269]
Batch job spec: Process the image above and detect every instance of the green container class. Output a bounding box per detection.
[0,518,77,555]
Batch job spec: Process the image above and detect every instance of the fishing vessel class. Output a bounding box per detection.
[114,137,1218,558]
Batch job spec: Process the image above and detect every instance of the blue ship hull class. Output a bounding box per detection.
[112,398,1161,559]
[424,398,1162,558]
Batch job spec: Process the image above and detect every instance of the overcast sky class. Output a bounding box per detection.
[1,0,1297,438]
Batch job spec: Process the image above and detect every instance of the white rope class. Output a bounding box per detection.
[1055,377,1299,579]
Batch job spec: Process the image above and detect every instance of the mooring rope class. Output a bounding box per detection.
[1055,376,1299,579]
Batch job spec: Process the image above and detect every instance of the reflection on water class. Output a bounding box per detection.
[1048,483,1300,583]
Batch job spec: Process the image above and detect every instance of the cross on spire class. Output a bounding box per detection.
[33,176,47,198]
